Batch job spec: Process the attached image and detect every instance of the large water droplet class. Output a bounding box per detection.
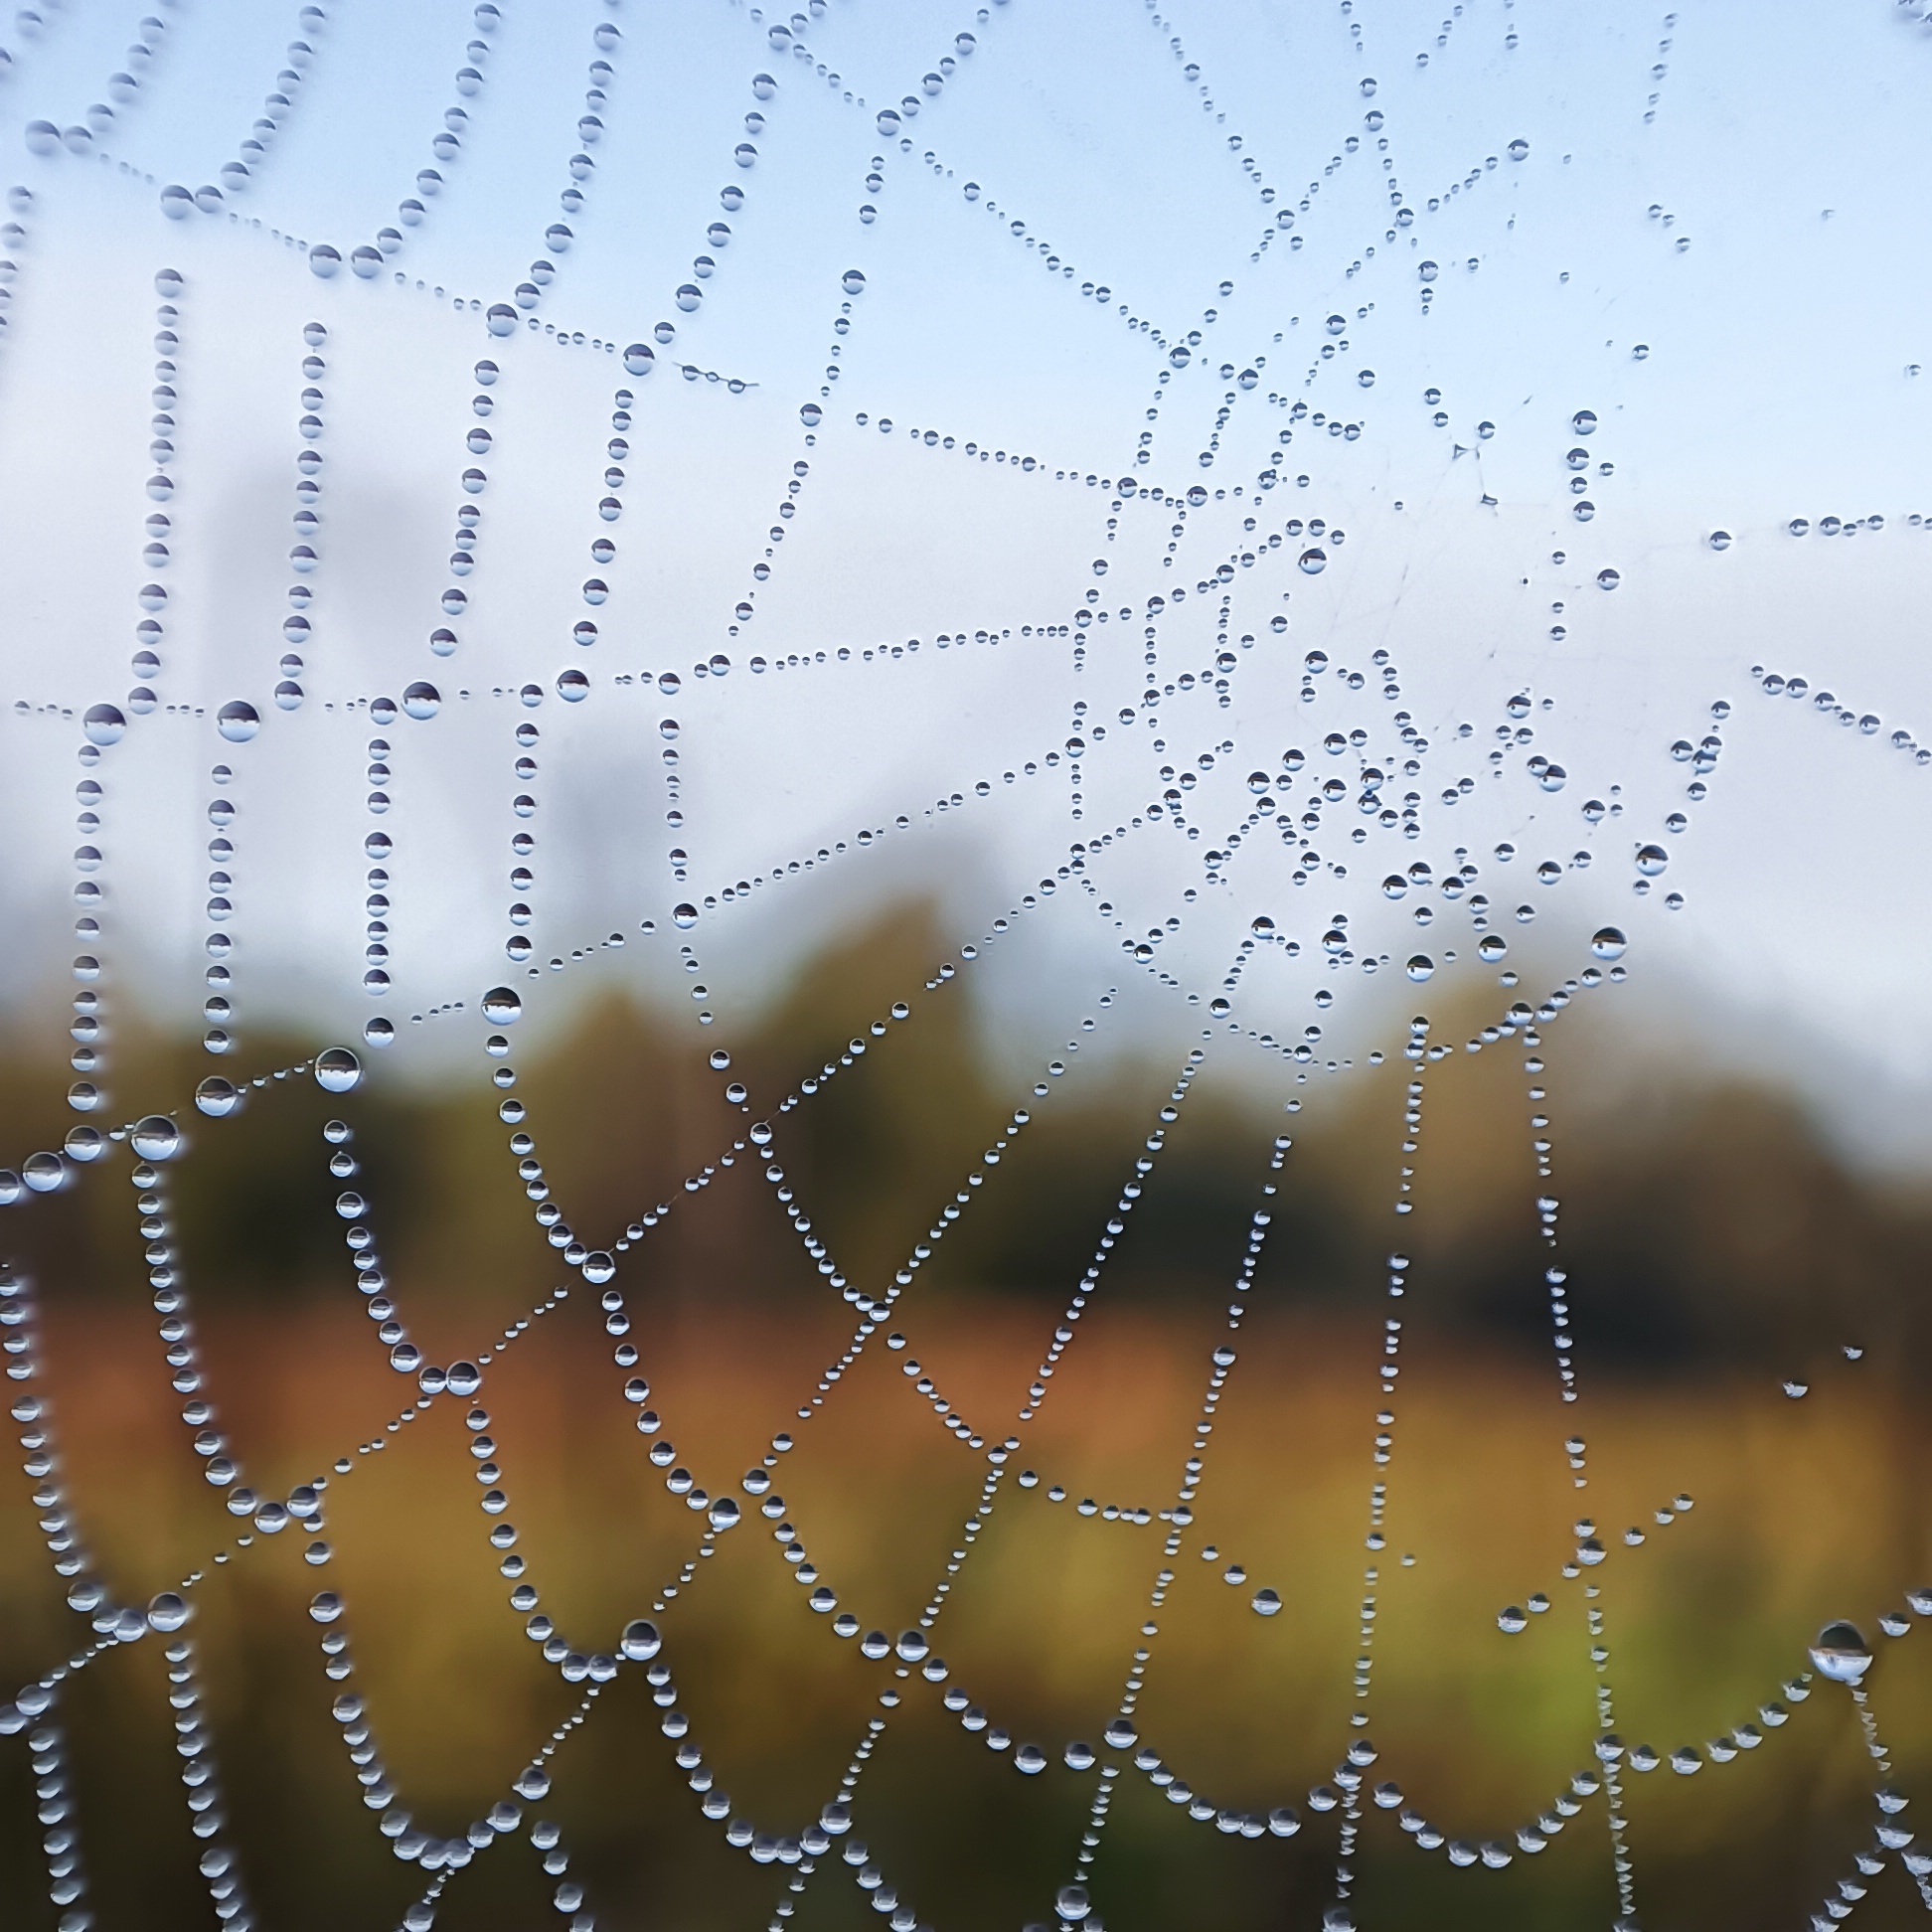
[22,1152,69,1194]
[1810,1621,1872,1685]
[195,1076,241,1117]
[315,1046,363,1094]
[482,987,523,1024]
[146,1591,192,1633]
[130,1115,182,1161]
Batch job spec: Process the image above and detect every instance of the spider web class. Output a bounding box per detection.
[0,3,1929,1931]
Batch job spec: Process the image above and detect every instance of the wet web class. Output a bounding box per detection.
[1,3,1930,1931]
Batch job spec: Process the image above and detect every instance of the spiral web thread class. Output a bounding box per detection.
[0,3,1928,1931]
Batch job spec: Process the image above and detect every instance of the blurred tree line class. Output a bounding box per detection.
[1,895,1926,1385]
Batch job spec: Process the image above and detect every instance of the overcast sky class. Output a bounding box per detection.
[1,0,1929,1164]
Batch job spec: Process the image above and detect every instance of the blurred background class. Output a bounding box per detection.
[0,0,1929,1927]
[2,900,1930,1929]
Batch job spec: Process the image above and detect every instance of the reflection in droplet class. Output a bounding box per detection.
[1809,1621,1872,1685]
[129,1116,181,1161]
[195,1077,241,1118]
[315,1047,362,1094]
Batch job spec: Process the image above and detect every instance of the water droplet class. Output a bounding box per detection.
[146,1591,192,1633]
[130,1115,182,1162]
[1809,1621,1872,1685]
[315,1047,362,1094]
[195,1077,241,1118]
[1591,926,1627,960]
[22,1151,68,1194]
[217,701,260,743]
[482,987,523,1025]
